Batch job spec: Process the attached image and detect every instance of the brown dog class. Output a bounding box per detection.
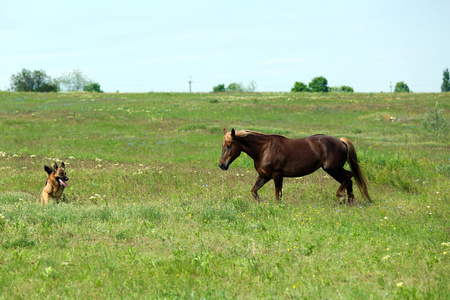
[40,162,69,205]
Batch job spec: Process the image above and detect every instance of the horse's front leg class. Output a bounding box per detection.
[251,174,270,201]
[273,174,284,203]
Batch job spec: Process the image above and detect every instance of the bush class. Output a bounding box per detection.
[441,68,450,92]
[423,102,449,135]
[340,85,354,93]
[83,82,104,93]
[394,81,410,93]
[227,82,245,92]
[213,81,258,93]
[212,84,225,93]
[10,69,59,92]
[329,86,354,93]
[308,76,329,92]
[291,82,309,92]
[57,69,91,92]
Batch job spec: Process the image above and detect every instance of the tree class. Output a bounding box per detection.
[340,85,354,93]
[57,69,91,92]
[308,76,329,92]
[423,102,449,135]
[212,84,225,93]
[83,82,104,93]
[291,81,309,92]
[441,68,450,92]
[227,82,245,92]
[394,81,410,93]
[10,69,59,92]
[246,80,258,92]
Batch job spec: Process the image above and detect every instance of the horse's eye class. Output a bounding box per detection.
[227,145,232,150]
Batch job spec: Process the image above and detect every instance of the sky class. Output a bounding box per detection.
[1,0,449,93]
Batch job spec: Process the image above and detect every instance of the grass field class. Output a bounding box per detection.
[0,91,449,299]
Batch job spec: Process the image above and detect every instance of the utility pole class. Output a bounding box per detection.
[389,81,393,93]
[189,76,192,93]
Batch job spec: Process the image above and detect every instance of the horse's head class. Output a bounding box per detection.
[219,128,242,170]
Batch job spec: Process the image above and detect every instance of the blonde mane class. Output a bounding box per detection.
[224,130,266,142]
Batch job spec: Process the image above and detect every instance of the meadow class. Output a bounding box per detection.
[0,91,448,299]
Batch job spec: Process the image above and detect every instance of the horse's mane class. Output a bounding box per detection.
[224,130,275,143]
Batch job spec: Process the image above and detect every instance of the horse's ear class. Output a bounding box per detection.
[231,128,236,137]
[223,128,227,135]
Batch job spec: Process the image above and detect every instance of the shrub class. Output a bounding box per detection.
[10,69,59,92]
[441,68,450,92]
[83,82,104,93]
[340,85,354,93]
[308,76,329,92]
[423,102,449,135]
[394,81,410,93]
[227,82,245,92]
[291,81,309,92]
[212,84,225,93]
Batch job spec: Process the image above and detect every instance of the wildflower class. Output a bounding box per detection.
[382,255,390,260]
[396,282,404,287]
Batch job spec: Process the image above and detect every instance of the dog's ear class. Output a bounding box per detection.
[52,162,58,171]
[44,165,53,175]
[60,162,65,169]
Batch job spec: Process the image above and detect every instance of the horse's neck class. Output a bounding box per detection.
[238,135,270,161]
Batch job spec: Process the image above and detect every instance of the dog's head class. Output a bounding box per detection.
[44,162,69,187]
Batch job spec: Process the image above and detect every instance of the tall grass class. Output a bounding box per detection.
[0,91,449,298]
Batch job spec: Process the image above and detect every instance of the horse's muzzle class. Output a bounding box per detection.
[219,163,228,170]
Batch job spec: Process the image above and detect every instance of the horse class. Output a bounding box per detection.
[218,128,371,203]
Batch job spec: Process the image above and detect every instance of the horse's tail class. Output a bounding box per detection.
[339,137,372,202]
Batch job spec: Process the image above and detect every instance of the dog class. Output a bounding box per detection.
[40,162,69,205]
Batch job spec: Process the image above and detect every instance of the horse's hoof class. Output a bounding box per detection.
[338,196,346,204]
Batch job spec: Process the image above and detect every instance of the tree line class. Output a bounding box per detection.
[7,67,450,94]
[212,69,450,93]
[9,69,103,93]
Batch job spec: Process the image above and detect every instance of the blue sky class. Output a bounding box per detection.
[1,0,449,93]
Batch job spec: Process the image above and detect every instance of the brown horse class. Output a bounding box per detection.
[219,129,371,203]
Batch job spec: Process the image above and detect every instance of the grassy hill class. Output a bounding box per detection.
[0,91,449,298]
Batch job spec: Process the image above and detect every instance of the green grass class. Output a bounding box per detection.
[0,91,449,299]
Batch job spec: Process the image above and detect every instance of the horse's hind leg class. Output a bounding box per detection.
[324,168,354,204]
